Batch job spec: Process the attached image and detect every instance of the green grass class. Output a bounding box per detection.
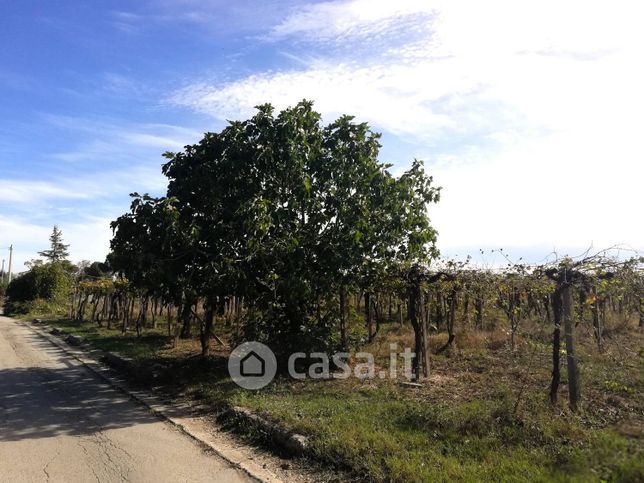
[33,317,171,360]
[189,379,642,482]
[19,309,644,482]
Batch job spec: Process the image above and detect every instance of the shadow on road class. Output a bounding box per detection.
[0,364,164,441]
[0,330,184,442]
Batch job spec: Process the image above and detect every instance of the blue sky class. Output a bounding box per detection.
[1,0,642,271]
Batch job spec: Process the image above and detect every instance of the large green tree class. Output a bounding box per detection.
[157,101,440,357]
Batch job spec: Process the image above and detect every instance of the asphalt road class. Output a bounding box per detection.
[0,316,251,483]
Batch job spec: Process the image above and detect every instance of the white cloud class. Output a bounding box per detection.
[269,0,435,42]
[172,1,644,140]
[169,0,644,255]
[0,180,90,204]
[172,63,459,141]
[269,0,642,55]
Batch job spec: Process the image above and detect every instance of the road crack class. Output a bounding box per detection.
[42,449,60,482]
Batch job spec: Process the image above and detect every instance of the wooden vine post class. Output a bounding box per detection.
[561,272,581,411]
[408,265,430,380]
[545,263,581,411]
[549,285,562,405]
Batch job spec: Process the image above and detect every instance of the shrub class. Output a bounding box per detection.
[4,263,72,315]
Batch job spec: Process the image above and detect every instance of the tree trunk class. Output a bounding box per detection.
[462,291,470,324]
[435,295,443,331]
[374,296,381,338]
[136,297,148,338]
[420,290,429,378]
[508,291,516,351]
[69,291,76,319]
[200,302,215,357]
[167,305,173,337]
[365,292,373,342]
[544,296,551,324]
[122,296,134,334]
[129,297,136,327]
[107,296,117,330]
[180,299,192,338]
[591,287,603,352]
[562,284,581,411]
[78,294,89,322]
[550,289,562,405]
[339,286,347,349]
[100,295,106,323]
[474,297,484,330]
[152,298,158,329]
[437,290,457,354]
[408,279,429,380]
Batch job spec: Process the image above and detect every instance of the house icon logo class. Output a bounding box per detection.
[228,341,277,390]
[240,350,265,377]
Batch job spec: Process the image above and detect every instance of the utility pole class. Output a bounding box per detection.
[1,259,4,284]
[7,245,13,283]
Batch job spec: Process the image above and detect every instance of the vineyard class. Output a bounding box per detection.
[4,102,643,481]
[69,250,643,409]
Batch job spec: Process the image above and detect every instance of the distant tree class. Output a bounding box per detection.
[81,261,111,280]
[38,226,70,263]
